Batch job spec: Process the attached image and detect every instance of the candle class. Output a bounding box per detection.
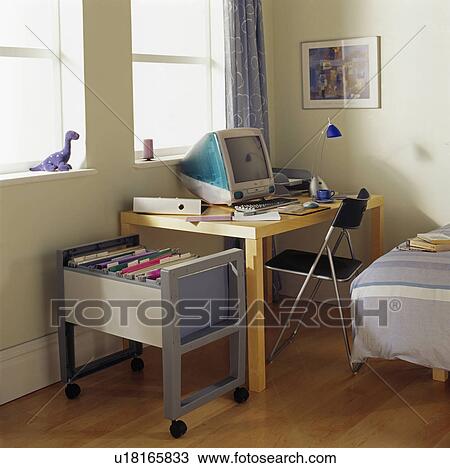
[143,139,154,160]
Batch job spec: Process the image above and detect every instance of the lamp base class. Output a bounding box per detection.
[309,175,329,197]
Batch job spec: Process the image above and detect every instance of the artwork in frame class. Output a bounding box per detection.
[301,37,380,109]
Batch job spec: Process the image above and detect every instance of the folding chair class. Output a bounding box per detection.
[265,189,370,372]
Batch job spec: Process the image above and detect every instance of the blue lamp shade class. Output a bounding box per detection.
[326,123,342,138]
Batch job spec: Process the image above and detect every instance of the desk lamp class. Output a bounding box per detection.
[309,118,342,197]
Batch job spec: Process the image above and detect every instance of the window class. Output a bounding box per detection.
[0,0,62,174]
[131,0,225,160]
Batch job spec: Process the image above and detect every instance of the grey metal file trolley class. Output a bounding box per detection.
[57,235,248,438]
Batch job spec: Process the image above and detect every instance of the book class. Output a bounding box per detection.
[407,237,450,252]
[186,214,232,222]
[233,211,281,221]
[417,232,450,245]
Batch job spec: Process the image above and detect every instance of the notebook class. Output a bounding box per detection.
[232,211,281,221]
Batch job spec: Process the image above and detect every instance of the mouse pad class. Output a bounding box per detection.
[279,205,331,216]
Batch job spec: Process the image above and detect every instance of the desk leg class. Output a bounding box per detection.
[371,205,384,261]
[432,368,448,382]
[121,222,135,236]
[263,237,273,304]
[121,222,135,350]
[245,238,266,392]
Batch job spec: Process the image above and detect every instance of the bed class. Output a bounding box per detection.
[351,225,450,382]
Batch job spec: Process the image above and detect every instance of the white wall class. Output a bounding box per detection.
[2,0,449,401]
[260,0,450,299]
[0,0,219,356]
[269,0,450,250]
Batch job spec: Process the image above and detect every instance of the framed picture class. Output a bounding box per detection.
[301,37,380,109]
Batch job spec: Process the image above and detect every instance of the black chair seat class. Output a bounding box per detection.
[265,249,362,282]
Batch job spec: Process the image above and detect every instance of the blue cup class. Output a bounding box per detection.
[316,189,335,201]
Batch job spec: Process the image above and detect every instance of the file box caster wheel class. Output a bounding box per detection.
[130,357,144,372]
[65,383,81,400]
[233,387,249,404]
[169,420,187,439]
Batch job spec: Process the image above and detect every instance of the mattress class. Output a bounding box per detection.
[350,225,450,371]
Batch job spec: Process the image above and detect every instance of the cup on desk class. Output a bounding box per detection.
[316,189,335,201]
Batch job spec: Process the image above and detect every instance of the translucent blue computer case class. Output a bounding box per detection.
[179,129,274,205]
[179,132,232,204]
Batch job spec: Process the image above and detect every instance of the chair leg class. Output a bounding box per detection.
[310,278,323,302]
[268,227,335,363]
[267,274,313,363]
[281,278,323,351]
[326,247,354,373]
[352,361,365,374]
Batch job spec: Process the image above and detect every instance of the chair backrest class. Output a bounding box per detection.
[357,187,370,200]
[332,188,370,230]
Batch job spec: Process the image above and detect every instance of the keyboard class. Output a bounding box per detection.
[234,197,298,214]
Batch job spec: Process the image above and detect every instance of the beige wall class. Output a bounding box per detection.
[269,0,450,250]
[2,0,449,351]
[0,0,217,351]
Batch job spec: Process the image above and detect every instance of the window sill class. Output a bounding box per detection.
[0,168,98,188]
[133,155,184,169]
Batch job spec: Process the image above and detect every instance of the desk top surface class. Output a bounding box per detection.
[121,195,384,240]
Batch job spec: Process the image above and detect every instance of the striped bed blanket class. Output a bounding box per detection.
[351,225,450,371]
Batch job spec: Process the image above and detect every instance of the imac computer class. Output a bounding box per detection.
[179,128,275,205]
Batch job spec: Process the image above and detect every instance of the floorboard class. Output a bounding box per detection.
[0,306,448,448]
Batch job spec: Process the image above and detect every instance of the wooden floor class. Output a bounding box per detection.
[1,315,449,448]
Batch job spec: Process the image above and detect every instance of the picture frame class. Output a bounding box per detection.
[301,36,380,109]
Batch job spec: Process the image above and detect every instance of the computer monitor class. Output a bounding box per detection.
[179,128,275,205]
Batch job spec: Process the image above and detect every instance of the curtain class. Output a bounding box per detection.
[224,0,280,299]
[224,0,270,147]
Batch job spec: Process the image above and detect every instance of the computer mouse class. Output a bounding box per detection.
[303,201,320,209]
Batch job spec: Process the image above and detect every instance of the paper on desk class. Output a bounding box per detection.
[277,203,305,215]
[279,203,333,216]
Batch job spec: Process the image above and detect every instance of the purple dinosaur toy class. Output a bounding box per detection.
[30,130,80,172]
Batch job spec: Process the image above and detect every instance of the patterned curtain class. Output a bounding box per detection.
[224,0,270,147]
[223,0,280,299]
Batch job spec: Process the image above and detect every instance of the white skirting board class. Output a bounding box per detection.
[0,329,122,406]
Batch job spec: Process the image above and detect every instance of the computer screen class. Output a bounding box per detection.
[179,128,274,204]
[225,136,270,183]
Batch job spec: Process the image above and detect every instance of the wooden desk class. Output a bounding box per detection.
[121,195,384,392]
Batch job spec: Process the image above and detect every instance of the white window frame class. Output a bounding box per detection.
[131,0,225,163]
[0,0,86,177]
[0,1,62,175]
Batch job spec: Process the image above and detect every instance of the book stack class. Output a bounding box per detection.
[406,232,450,252]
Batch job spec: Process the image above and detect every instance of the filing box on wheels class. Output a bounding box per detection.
[56,235,248,438]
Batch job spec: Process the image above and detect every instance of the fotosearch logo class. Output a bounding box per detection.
[50,297,400,330]
[51,298,242,329]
